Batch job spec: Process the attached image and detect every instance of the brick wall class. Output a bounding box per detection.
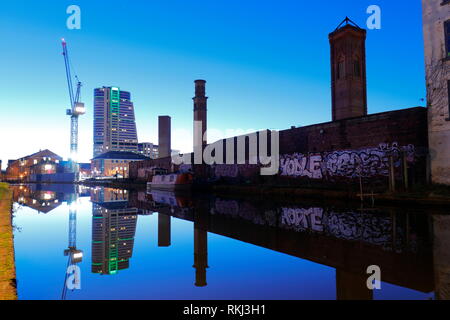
[131,107,428,188]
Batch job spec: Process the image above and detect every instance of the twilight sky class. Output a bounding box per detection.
[0,0,425,166]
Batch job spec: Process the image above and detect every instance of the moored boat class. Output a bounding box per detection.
[147,169,193,192]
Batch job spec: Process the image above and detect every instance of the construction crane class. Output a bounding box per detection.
[61,193,83,300]
[61,40,84,299]
[62,38,85,177]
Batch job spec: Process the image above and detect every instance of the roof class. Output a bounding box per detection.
[329,17,366,39]
[334,17,362,31]
[92,151,150,161]
[79,163,91,170]
[9,150,62,165]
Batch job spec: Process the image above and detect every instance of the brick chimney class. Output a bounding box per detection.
[329,17,368,121]
[158,116,171,158]
[193,80,208,152]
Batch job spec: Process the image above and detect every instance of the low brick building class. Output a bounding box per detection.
[92,151,149,179]
[5,150,63,181]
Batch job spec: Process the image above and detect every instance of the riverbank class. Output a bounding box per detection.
[0,183,17,300]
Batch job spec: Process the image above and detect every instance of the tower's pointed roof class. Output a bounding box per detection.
[334,17,363,31]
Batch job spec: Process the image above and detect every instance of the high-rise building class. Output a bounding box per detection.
[138,142,159,159]
[93,87,138,157]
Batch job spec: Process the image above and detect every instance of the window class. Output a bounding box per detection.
[354,60,361,77]
[445,20,450,58]
[337,61,345,79]
[447,80,450,120]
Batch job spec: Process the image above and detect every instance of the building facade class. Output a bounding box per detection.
[5,150,63,181]
[91,151,149,178]
[423,1,450,185]
[138,142,159,159]
[90,188,138,275]
[93,87,139,157]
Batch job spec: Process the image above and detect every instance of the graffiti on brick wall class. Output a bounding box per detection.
[323,211,392,246]
[215,165,239,178]
[280,207,393,245]
[279,155,323,179]
[214,164,260,178]
[280,142,416,179]
[214,199,277,226]
[280,207,324,232]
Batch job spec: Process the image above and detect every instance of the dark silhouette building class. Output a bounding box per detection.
[91,198,138,275]
[329,18,368,121]
[193,80,208,151]
[158,116,172,159]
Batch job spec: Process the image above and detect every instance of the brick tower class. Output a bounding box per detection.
[329,17,368,121]
[193,80,208,152]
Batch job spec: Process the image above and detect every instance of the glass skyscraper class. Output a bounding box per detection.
[93,87,138,157]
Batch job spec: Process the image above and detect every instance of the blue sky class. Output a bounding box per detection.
[0,0,425,165]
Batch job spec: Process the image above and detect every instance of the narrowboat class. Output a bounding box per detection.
[146,168,193,192]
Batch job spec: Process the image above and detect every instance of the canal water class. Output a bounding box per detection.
[10,184,447,300]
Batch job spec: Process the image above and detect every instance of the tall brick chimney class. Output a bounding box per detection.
[329,17,368,121]
[158,116,171,158]
[193,80,208,152]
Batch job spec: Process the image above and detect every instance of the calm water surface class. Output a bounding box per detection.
[10,184,445,300]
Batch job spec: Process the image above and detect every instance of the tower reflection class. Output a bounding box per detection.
[193,201,209,287]
[158,213,171,247]
[91,187,138,275]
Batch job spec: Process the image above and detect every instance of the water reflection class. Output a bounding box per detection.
[10,184,450,300]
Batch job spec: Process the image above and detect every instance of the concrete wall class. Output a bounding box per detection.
[423,0,450,185]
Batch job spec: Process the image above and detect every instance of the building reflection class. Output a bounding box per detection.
[11,184,449,299]
[158,213,171,247]
[90,187,139,275]
[432,215,450,300]
[193,201,209,287]
[11,184,76,214]
[130,189,441,299]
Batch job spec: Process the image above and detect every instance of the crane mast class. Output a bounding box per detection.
[61,40,84,299]
[62,39,85,176]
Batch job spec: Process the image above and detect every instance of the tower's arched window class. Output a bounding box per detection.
[337,59,345,80]
[353,59,361,77]
[445,20,450,58]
